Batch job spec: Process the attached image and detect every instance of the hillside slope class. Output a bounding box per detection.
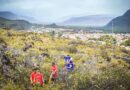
[60,15,113,26]
[0,29,130,89]
[0,17,32,30]
[0,11,18,20]
[105,10,130,33]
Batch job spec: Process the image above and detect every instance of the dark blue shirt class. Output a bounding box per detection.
[66,63,74,71]
[64,56,71,62]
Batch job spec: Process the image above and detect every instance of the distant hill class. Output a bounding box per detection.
[0,11,18,20]
[104,10,130,33]
[0,17,32,30]
[44,23,59,28]
[0,11,36,23]
[60,15,114,27]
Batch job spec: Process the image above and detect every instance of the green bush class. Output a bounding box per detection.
[99,35,116,45]
[68,45,78,54]
[76,67,130,90]
[122,38,130,46]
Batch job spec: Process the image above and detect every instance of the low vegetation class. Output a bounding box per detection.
[0,29,130,90]
[122,38,130,46]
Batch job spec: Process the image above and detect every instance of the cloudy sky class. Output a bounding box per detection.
[0,0,130,22]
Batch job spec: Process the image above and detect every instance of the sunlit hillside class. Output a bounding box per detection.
[0,29,130,90]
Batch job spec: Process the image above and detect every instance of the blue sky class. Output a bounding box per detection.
[0,0,130,22]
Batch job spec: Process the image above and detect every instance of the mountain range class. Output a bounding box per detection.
[104,9,130,33]
[0,11,36,22]
[0,10,130,33]
[0,12,32,30]
[59,15,114,27]
[0,11,19,20]
[0,17,32,30]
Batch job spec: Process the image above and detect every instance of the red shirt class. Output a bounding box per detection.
[34,72,44,85]
[31,72,36,84]
[52,65,58,78]
[30,72,44,85]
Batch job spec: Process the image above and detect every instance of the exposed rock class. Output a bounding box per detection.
[23,43,32,52]
[41,53,50,58]
[1,55,10,65]
[24,57,34,68]
[37,55,43,61]
[2,64,14,78]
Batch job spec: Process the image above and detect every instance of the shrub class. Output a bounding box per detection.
[122,38,130,46]
[99,35,116,45]
[76,66,130,90]
[68,45,78,54]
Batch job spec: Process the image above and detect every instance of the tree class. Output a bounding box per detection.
[58,32,63,39]
[50,30,55,40]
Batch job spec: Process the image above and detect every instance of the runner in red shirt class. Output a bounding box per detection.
[30,69,37,85]
[49,62,58,83]
[34,71,44,85]
[30,68,44,86]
